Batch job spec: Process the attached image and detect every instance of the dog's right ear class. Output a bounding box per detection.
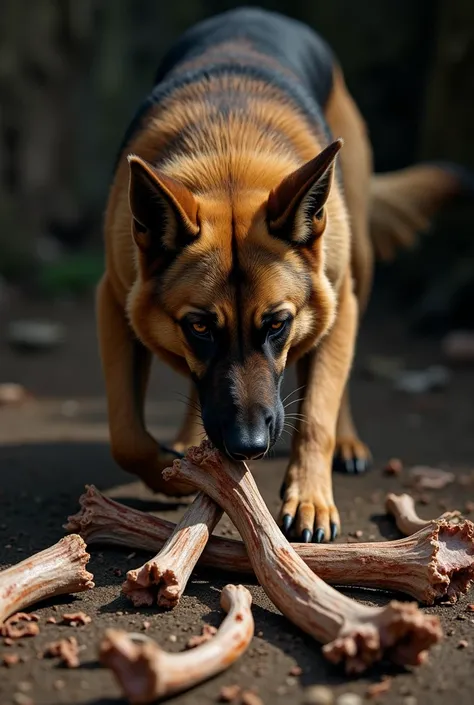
[128,155,200,258]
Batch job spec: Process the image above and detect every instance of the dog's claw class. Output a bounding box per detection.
[282,514,293,535]
[301,529,312,543]
[330,522,338,541]
[314,528,325,543]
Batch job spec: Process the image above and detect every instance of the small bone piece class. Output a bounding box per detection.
[100,584,253,703]
[385,493,461,535]
[0,535,94,632]
[164,441,442,673]
[67,486,474,604]
[122,492,222,608]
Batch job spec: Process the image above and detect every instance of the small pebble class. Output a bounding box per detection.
[465,502,474,514]
[2,653,20,667]
[457,639,469,649]
[366,678,392,698]
[286,677,297,686]
[403,698,417,705]
[46,617,56,624]
[336,694,363,705]
[384,458,403,475]
[126,552,136,560]
[289,665,302,676]
[241,691,263,705]
[219,684,241,702]
[302,685,334,705]
[13,695,34,705]
[142,621,151,631]
[168,634,177,642]
[116,611,124,616]
[54,680,66,690]
[257,631,263,638]
[17,683,32,693]
[466,604,474,612]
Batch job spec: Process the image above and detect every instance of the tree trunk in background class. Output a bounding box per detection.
[420,0,474,166]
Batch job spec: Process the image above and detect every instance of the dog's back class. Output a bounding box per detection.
[117,7,335,168]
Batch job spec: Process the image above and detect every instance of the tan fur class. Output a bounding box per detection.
[98,41,465,537]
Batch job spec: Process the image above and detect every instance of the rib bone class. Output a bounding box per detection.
[0,535,94,630]
[100,583,253,703]
[66,485,474,604]
[385,492,461,535]
[163,441,442,673]
[122,492,222,608]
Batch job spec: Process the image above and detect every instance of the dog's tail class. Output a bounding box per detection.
[369,163,473,261]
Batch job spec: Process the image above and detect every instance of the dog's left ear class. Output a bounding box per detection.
[267,139,343,245]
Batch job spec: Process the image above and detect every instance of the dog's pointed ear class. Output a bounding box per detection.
[267,139,343,245]
[128,155,199,255]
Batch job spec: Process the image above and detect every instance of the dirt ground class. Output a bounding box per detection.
[1,294,474,705]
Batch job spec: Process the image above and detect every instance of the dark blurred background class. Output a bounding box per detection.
[1,0,473,331]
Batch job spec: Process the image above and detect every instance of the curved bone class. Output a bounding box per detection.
[163,442,442,673]
[66,485,474,604]
[385,492,461,535]
[0,535,94,630]
[122,492,222,608]
[100,584,253,703]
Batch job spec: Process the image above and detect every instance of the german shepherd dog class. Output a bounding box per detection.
[98,7,464,542]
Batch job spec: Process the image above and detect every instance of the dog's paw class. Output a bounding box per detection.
[333,436,371,474]
[279,475,340,543]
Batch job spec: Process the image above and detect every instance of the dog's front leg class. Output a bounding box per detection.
[280,274,357,542]
[97,275,193,496]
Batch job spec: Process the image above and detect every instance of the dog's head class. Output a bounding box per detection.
[127,141,342,460]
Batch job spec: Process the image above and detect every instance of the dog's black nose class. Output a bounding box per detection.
[223,413,272,461]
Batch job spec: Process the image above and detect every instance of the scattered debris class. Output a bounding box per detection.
[13,693,34,705]
[241,691,264,705]
[363,355,404,381]
[6,320,66,352]
[409,466,455,490]
[1,613,40,639]
[403,697,418,705]
[288,665,302,676]
[46,617,57,624]
[2,653,20,667]
[302,685,334,705]
[43,636,80,667]
[457,640,469,649]
[185,624,217,649]
[219,684,242,702]
[366,678,392,698]
[336,694,363,705]
[0,384,29,406]
[60,400,79,418]
[394,365,450,394]
[442,331,474,364]
[61,612,91,627]
[384,458,403,476]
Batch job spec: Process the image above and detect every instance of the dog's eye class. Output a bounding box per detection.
[270,321,283,331]
[192,322,208,335]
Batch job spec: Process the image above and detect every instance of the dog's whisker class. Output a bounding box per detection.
[281,385,305,405]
